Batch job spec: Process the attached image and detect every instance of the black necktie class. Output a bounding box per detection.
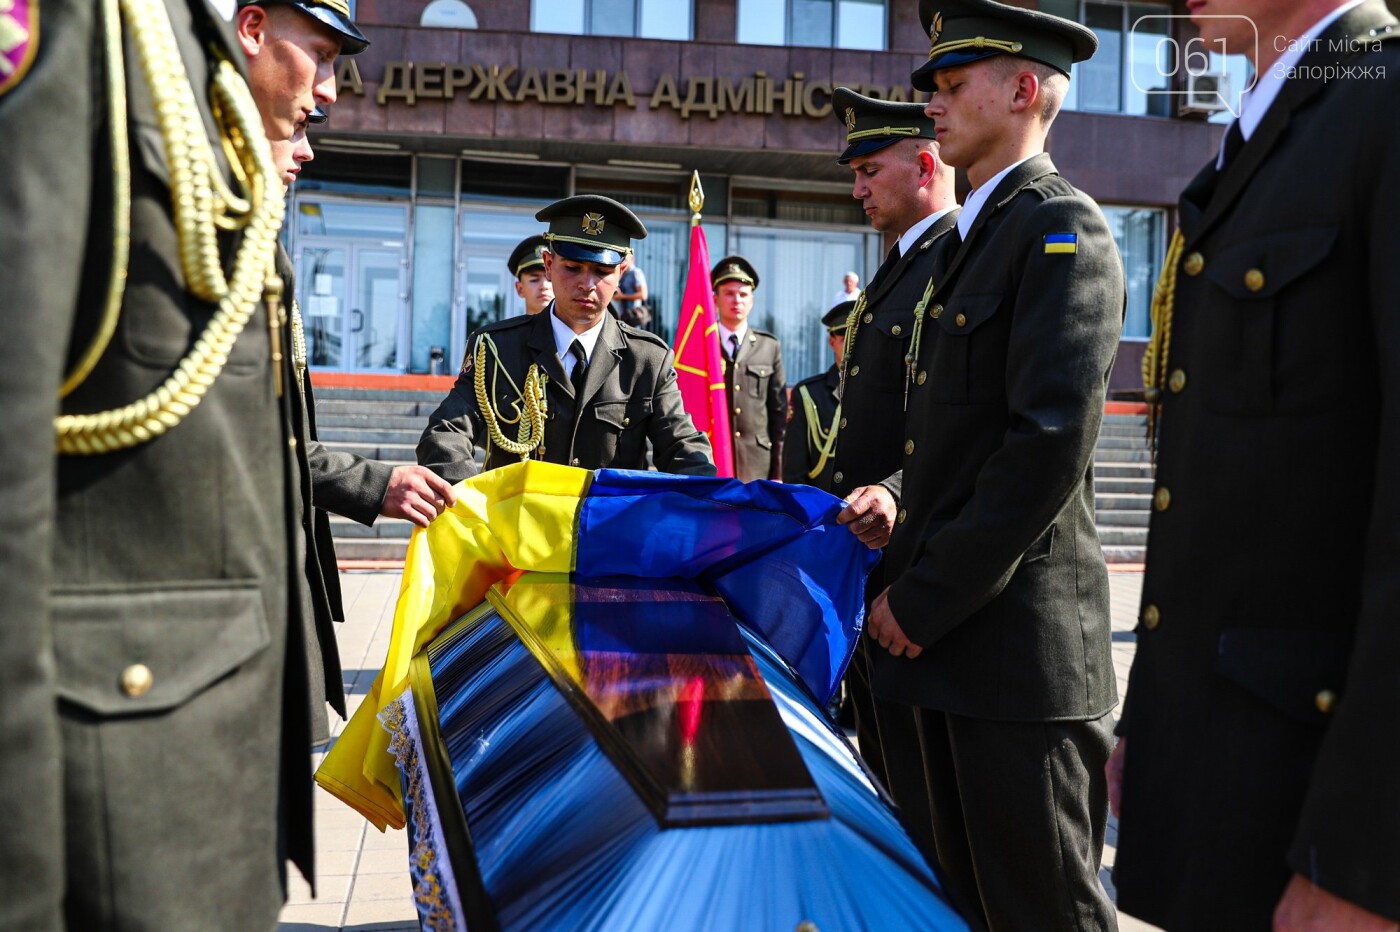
[1219,120,1245,169]
[568,340,588,395]
[869,244,901,291]
[724,333,739,374]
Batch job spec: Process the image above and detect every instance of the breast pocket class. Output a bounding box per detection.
[1200,225,1339,416]
[593,398,652,467]
[745,363,772,399]
[924,293,1004,404]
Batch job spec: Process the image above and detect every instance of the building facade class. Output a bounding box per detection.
[295,0,1236,392]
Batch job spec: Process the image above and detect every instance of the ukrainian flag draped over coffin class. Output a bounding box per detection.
[316,462,877,829]
[315,462,967,931]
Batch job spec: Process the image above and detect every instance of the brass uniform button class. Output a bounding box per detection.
[622,417,630,427]
[897,508,907,525]
[833,471,844,484]
[1244,268,1265,292]
[288,437,297,451]
[862,312,873,324]
[891,324,903,336]
[904,439,915,455]
[1169,369,1187,394]
[1154,487,1172,511]
[955,313,967,327]
[120,664,154,698]
[850,366,860,377]
[1183,252,1204,276]
[1315,689,1337,714]
[734,407,742,415]
[839,417,847,429]
[735,430,742,437]
[1142,604,1160,630]
[917,371,927,385]
[570,457,581,466]
[929,304,943,319]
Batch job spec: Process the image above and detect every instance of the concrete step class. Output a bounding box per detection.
[1098,525,1150,546]
[1102,545,1146,564]
[332,538,410,561]
[1095,435,1150,451]
[317,427,422,445]
[1095,493,1151,511]
[329,515,413,540]
[316,413,430,430]
[1102,414,1147,426]
[1094,509,1151,528]
[1095,463,1155,479]
[313,386,447,403]
[318,441,418,463]
[1094,477,1154,494]
[314,400,433,418]
[1093,447,1155,463]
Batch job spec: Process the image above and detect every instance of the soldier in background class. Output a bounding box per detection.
[783,301,849,491]
[826,87,958,825]
[712,256,785,482]
[238,1,456,747]
[507,234,554,316]
[0,0,335,926]
[417,195,715,482]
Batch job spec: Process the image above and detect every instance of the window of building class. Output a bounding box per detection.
[1045,0,1253,119]
[531,0,693,41]
[737,0,886,51]
[1101,205,1166,339]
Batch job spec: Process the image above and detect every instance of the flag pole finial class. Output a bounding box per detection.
[689,171,705,226]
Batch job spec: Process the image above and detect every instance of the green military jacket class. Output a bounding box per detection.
[782,366,841,492]
[418,307,715,481]
[877,154,1124,724]
[1115,5,1400,926]
[721,327,786,482]
[0,2,314,928]
[829,209,960,505]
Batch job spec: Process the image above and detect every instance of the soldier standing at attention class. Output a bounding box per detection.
[507,234,554,316]
[839,2,1125,928]
[827,86,958,824]
[712,256,786,482]
[417,195,715,482]
[1110,1,1400,929]
[236,0,457,747]
[783,302,850,491]
[0,0,326,926]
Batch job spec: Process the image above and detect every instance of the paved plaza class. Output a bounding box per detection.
[279,569,1158,932]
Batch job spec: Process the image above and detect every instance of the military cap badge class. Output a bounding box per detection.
[844,107,857,133]
[0,0,37,99]
[582,212,606,235]
[929,11,943,44]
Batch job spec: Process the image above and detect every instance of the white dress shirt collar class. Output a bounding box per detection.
[897,207,956,257]
[549,305,607,377]
[1218,0,1365,168]
[717,322,748,355]
[957,154,1039,240]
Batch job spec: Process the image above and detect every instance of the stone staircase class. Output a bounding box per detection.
[311,387,1153,563]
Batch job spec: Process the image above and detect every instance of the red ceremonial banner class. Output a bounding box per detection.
[671,224,734,477]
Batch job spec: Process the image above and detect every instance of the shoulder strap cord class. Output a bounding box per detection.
[55,0,284,455]
[797,384,841,480]
[471,334,549,460]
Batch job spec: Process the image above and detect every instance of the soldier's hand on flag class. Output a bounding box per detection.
[382,465,457,527]
[837,484,896,549]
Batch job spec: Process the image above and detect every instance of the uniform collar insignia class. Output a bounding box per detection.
[0,0,38,99]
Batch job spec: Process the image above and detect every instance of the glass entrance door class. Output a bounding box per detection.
[293,199,410,372]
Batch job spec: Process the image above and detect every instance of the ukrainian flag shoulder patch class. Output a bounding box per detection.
[1044,233,1078,255]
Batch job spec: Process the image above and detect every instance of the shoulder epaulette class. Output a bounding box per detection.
[475,314,535,337]
[620,323,672,351]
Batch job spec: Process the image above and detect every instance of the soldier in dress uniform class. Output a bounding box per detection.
[839,2,1124,927]
[417,195,715,482]
[0,0,331,927]
[782,302,849,491]
[507,234,554,317]
[711,256,786,482]
[1110,2,1400,929]
[827,87,958,821]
